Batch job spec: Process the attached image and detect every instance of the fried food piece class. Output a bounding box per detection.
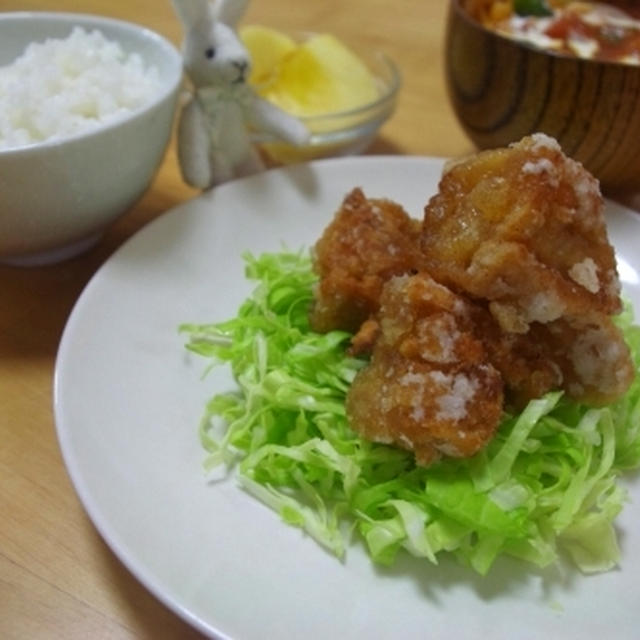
[421,133,622,334]
[420,133,634,406]
[528,312,634,406]
[469,305,634,407]
[464,303,564,407]
[309,187,425,334]
[346,273,504,465]
[312,135,633,465]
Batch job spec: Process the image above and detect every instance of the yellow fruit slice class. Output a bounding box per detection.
[239,25,296,86]
[240,27,384,163]
[260,33,379,117]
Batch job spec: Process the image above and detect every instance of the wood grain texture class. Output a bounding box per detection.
[0,1,472,638]
[445,0,640,193]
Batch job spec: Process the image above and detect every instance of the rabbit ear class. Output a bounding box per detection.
[170,0,214,29]
[211,0,250,27]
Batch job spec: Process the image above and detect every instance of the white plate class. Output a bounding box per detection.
[54,156,640,640]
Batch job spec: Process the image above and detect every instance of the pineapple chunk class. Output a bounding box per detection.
[239,25,296,86]
[261,33,378,117]
[240,27,384,163]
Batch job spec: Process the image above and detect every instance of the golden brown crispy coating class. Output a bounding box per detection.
[421,133,622,333]
[464,303,564,407]
[469,305,634,407]
[346,273,504,465]
[527,313,634,406]
[311,135,634,464]
[309,187,425,334]
[420,133,633,407]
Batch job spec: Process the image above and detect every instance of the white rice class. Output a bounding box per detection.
[0,26,162,150]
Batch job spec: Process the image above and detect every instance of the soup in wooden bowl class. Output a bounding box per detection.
[445,0,640,194]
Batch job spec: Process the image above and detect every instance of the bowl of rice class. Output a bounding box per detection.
[0,12,182,266]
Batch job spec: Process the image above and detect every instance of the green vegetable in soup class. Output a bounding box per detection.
[514,0,553,16]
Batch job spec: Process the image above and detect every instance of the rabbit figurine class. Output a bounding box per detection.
[170,0,310,189]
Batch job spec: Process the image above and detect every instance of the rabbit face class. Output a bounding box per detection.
[172,0,252,89]
[182,20,251,88]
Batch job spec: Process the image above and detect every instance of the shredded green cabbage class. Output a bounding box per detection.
[180,251,640,575]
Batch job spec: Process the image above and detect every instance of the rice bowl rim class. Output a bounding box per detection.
[0,11,183,157]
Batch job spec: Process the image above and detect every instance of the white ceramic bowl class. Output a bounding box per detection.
[0,12,182,266]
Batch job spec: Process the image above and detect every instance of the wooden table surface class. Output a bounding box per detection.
[0,1,473,638]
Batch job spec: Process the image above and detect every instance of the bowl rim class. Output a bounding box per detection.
[0,11,183,157]
[450,0,640,69]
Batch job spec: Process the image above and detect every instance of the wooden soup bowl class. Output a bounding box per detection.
[445,0,640,195]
